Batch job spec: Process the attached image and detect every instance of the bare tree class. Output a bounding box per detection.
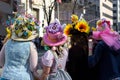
[42,0,56,25]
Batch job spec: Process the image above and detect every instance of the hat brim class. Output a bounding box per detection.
[43,34,67,46]
[11,32,38,41]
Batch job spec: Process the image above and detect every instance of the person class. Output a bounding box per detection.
[2,15,16,44]
[2,25,13,44]
[0,35,3,51]
[65,14,90,80]
[39,19,69,80]
[0,14,39,80]
[88,18,120,80]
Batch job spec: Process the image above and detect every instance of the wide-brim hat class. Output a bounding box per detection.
[11,32,38,41]
[0,1,12,14]
[43,33,67,46]
[10,14,39,41]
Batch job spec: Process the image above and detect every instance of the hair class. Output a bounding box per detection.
[49,46,64,56]
[69,32,89,61]
[70,32,88,53]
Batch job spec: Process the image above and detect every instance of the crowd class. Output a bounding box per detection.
[0,6,120,80]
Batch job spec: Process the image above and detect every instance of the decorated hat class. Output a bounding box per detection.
[11,14,39,41]
[64,14,90,36]
[92,18,112,40]
[43,19,67,46]
[96,18,111,31]
[92,18,120,50]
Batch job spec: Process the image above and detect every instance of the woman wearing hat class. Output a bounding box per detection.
[65,14,90,80]
[0,15,39,80]
[88,19,120,80]
[39,19,69,80]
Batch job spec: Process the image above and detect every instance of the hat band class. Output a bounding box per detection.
[48,34,58,43]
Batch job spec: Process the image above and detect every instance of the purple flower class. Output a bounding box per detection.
[46,22,62,34]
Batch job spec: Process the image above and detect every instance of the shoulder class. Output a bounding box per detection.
[42,50,54,60]
[42,50,54,67]
[97,41,107,47]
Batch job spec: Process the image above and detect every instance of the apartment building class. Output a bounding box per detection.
[113,0,120,31]
[100,0,113,26]
[56,0,113,27]
[0,0,55,36]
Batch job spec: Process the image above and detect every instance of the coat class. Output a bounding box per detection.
[88,41,120,80]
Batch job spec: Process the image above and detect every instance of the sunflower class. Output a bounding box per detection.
[71,14,78,23]
[75,20,90,33]
[64,24,73,36]
[6,27,12,39]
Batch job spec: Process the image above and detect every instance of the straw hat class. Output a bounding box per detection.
[11,14,39,41]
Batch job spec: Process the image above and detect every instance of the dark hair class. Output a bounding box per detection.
[70,32,88,55]
[68,32,89,74]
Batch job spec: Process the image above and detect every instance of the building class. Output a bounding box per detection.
[99,0,113,27]
[0,0,55,36]
[56,0,113,28]
[14,0,55,26]
[113,0,120,31]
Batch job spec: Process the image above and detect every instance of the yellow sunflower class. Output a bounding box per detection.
[71,14,78,23]
[64,24,73,36]
[6,27,12,39]
[75,20,90,33]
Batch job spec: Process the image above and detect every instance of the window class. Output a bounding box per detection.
[103,13,113,19]
[108,0,112,3]
[13,0,17,12]
[113,16,117,19]
[113,4,117,7]
[113,10,117,13]
[103,3,113,11]
[113,23,117,26]
[32,8,39,21]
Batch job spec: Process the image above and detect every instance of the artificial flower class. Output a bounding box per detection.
[75,20,90,33]
[6,27,12,39]
[12,14,39,39]
[30,21,35,25]
[71,14,78,23]
[47,22,61,34]
[91,27,96,31]
[97,20,102,27]
[64,24,73,36]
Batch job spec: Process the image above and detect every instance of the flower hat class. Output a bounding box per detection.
[11,14,39,41]
[64,14,90,36]
[93,18,120,50]
[43,19,67,46]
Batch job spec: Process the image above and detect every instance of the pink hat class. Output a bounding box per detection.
[43,19,67,46]
[93,18,120,50]
[93,18,112,40]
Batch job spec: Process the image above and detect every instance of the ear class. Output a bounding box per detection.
[61,24,66,30]
[54,18,60,24]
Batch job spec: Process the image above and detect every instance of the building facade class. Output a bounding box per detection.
[0,0,55,36]
[113,0,120,31]
[56,0,113,28]
[100,0,113,26]
[15,0,55,27]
